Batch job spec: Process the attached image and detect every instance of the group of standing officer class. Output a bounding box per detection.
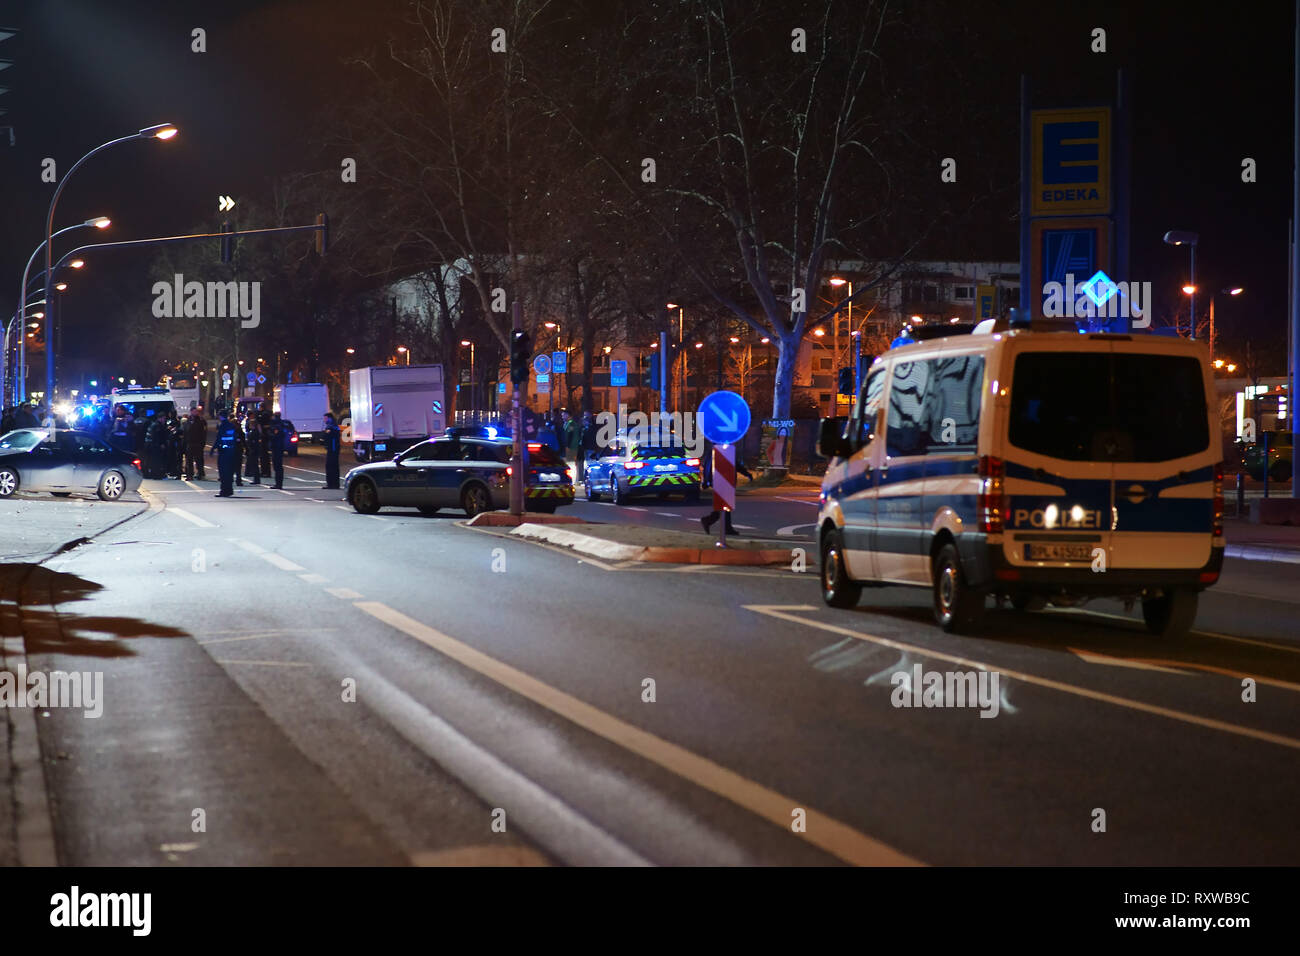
[210,410,340,498]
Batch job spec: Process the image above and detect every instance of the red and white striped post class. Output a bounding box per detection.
[712,442,736,548]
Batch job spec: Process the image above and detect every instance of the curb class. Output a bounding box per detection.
[466,512,589,528]
[507,522,796,566]
[1225,544,1300,565]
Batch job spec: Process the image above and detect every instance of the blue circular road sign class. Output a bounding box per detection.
[698,390,751,445]
[533,353,552,375]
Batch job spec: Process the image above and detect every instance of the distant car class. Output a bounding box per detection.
[1243,432,1292,482]
[583,438,702,504]
[0,429,143,501]
[344,432,574,517]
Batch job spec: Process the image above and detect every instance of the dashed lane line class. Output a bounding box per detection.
[259,552,307,572]
[326,587,364,600]
[167,507,216,528]
[355,600,920,867]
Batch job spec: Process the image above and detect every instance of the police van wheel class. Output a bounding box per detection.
[820,529,862,609]
[0,467,18,498]
[97,471,125,501]
[584,479,601,502]
[933,543,984,633]
[351,479,380,514]
[1141,588,1198,638]
[610,478,625,505]
[1270,460,1292,483]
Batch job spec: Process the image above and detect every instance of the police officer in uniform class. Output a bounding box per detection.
[209,410,240,497]
[244,417,263,485]
[322,412,341,489]
[269,412,287,489]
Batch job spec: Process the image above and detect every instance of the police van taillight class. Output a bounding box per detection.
[1212,462,1224,537]
[978,455,1007,533]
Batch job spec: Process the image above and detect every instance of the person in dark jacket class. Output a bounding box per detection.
[13,403,39,429]
[208,410,240,497]
[165,410,184,478]
[269,412,287,489]
[244,418,263,485]
[108,406,134,451]
[184,408,207,480]
[145,414,170,479]
[322,412,341,489]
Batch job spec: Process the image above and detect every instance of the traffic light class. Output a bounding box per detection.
[316,212,328,255]
[220,221,233,263]
[510,329,531,384]
[837,367,854,396]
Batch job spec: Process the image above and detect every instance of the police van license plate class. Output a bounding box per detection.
[1025,543,1092,561]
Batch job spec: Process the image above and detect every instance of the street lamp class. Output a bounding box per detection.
[43,123,177,404]
[1163,230,1199,340]
[9,218,108,405]
[397,346,409,365]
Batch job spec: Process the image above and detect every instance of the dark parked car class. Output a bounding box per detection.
[0,429,143,500]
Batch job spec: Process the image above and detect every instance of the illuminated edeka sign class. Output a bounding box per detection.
[1031,107,1111,217]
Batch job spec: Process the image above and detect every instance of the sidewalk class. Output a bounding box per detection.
[1,493,148,865]
[1222,517,1300,564]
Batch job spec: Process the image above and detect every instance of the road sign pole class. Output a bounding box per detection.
[659,331,669,415]
[713,443,735,549]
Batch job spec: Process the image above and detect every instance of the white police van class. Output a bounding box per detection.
[817,316,1223,637]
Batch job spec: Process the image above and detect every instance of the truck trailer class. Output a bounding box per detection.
[348,364,446,462]
[273,383,331,442]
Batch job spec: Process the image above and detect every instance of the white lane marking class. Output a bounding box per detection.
[198,635,287,645]
[364,515,385,522]
[1055,607,1300,656]
[655,512,681,517]
[356,601,919,866]
[232,539,266,554]
[777,523,816,537]
[289,476,317,483]
[260,552,306,572]
[335,505,350,512]
[271,489,294,495]
[733,524,756,530]
[776,496,821,505]
[1068,649,1189,674]
[213,659,311,667]
[1068,647,1300,692]
[747,604,1300,752]
[168,507,216,528]
[298,573,329,584]
[626,506,647,512]
[325,587,364,599]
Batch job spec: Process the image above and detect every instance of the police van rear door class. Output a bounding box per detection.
[1002,337,1216,571]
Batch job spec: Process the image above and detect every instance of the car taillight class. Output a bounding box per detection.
[132,458,142,471]
[685,458,700,467]
[625,461,644,470]
[1212,461,1224,536]
[527,443,542,452]
[506,466,513,476]
[291,434,298,442]
[978,455,1006,533]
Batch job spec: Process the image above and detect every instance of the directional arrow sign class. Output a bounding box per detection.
[218,195,236,212]
[698,390,751,445]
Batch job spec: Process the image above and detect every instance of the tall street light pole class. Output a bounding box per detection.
[43,123,177,406]
[13,218,108,404]
[1163,230,1199,340]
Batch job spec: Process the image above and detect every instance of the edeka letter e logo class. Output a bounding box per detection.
[1031,107,1111,216]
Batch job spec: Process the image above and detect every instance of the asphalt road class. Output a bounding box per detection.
[8,446,1300,865]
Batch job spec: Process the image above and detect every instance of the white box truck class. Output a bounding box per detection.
[273,383,331,442]
[348,364,446,462]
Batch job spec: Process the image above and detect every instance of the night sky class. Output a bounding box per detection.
[0,0,1294,378]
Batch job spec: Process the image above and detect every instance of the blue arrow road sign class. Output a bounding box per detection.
[609,360,627,387]
[698,390,751,445]
[533,353,551,375]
